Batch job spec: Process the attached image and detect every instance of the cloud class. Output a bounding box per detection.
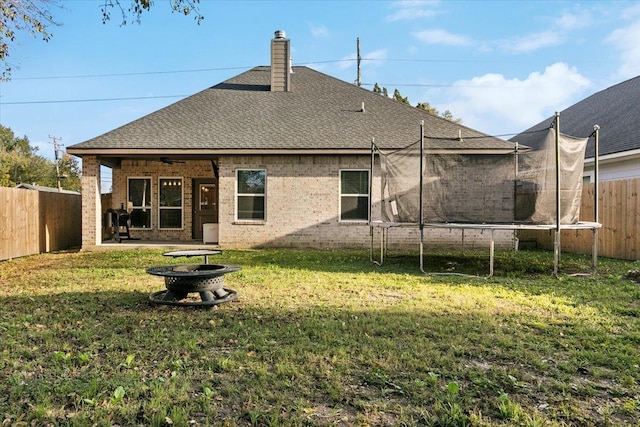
[500,31,562,54]
[364,49,388,63]
[436,63,591,135]
[310,24,329,38]
[338,49,387,71]
[606,18,640,79]
[557,8,591,31]
[412,29,472,46]
[386,0,440,21]
[494,8,589,54]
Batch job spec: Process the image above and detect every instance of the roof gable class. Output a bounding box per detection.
[510,75,640,158]
[69,66,514,154]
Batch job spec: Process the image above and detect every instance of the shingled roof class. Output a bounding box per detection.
[510,75,640,158]
[68,66,515,155]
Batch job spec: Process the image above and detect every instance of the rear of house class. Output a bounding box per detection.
[102,154,375,248]
[68,31,515,250]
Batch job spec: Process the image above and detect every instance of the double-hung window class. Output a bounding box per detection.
[339,169,369,222]
[159,178,183,229]
[236,169,266,221]
[127,177,152,228]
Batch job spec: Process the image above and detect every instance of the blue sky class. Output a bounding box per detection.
[1,0,640,190]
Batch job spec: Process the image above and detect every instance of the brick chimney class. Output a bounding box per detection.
[270,30,291,92]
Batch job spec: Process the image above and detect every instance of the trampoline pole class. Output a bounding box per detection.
[593,125,600,271]
[369,139,375,265]
[420,120,425,273]
[369,139,382,266]
[369,138,374,227]
[554,112,561,278]
[514,142,519,251]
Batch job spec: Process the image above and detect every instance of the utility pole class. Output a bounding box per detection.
[49,135,63,192]
[356,37,361,87]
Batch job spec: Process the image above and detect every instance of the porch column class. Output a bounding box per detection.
[81,156,102,248]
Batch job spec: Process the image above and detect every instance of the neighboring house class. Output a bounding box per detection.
[15,183,80,195]
[67,31,516,250]
[511,75,640,182]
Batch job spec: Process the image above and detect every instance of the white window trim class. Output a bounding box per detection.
[127,176,152,229]
[235,168,267,223]
[158,177,184,230]
[339,169,370,223]
[582,171,594,183]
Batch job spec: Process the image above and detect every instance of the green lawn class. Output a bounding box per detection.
[0,248,639,426]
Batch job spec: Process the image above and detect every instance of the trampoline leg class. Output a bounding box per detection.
[370,227,384,266]
[420,227,425,274]
[382,228,386,264]
[369,228,377,265]
[592,228,598,272]
[488,230,495,278]
[553,231,560,278]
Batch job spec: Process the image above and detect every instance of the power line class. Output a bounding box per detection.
[3,95,188,105]
[0,57,569,106]
[362,82,484,88]
[0,81,524,105]
[7,57,514,81]
[10,66,255,81]
[8,61,354,81]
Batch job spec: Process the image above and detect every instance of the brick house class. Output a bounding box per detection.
[67,31,516,250]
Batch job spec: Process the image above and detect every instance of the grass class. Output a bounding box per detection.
[0,247,639,426]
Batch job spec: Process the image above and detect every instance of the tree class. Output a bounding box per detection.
[100,0,203,26]
[441,110,462,124]
[417,101,462,124]
[0,123,33,154]
[0,125,81,191]
[416,101,439,116]
[1,0,202,80]
[51,152,81,192]
[393,89,410,105]
[373,83,388,98]
[372,84,463,123]
[0,0,58,79]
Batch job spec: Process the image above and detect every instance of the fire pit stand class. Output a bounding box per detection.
[147,250,240,307]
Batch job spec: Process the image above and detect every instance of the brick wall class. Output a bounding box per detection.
[110,159,216,241]
[81,156,101,248]
[217,154,373,248]
[100,155,509,250]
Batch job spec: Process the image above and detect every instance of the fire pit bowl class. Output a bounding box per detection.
[146,264,241,307]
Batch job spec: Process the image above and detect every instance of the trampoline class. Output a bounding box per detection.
[369,113,602,277]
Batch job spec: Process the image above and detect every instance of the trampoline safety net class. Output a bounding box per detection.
[378,128,589,225]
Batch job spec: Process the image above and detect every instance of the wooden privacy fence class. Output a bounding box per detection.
[0,187,82,261]
[518,179,640,260]
[1,180,638,260]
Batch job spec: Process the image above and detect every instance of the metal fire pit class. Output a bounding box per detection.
[147,264,241,307]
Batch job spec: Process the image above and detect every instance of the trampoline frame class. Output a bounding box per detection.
[368,113,602,277]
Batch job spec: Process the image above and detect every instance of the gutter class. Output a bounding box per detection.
[67,147,519,157]
[584,148,640,166]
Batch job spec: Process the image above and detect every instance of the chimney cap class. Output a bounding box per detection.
[274,30,287,39]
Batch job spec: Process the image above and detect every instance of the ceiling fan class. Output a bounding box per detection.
[160,157,186,164]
